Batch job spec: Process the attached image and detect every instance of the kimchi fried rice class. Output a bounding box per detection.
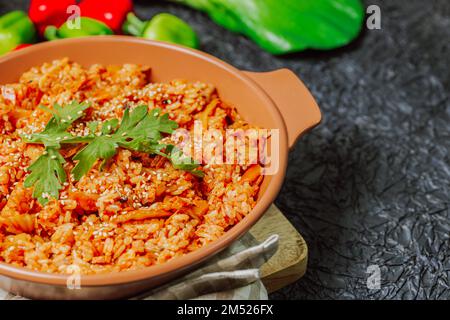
[0,58,263,275]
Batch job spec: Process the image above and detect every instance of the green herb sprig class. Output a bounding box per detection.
[23,102,203,205]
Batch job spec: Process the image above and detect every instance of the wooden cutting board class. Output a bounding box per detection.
[249,205,308,293]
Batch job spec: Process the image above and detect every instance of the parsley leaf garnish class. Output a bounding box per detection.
[22,101,90,148]
[72,106,178,180]
[23,102,203,204]
[166,145,205,178]
[22,101,90,205]
[24,148,66,205]
[71,120,121,180]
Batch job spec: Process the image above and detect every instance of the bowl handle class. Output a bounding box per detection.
[243,69,322,149]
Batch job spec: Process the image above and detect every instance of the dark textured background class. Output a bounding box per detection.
[0,0,449,300]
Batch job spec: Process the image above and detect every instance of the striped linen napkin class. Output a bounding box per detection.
[0,234,279,300]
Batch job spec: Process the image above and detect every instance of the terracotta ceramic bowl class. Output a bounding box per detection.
[0,36,321,299]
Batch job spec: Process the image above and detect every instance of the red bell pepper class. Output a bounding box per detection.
[79,0,133,33]
[29,0,76,36]
[14,43,32,51]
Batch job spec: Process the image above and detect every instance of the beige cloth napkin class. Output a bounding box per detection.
[0,234,279,300]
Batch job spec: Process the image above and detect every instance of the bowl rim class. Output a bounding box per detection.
[0,36,289,286]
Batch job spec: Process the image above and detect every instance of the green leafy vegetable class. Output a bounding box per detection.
[23,101,90,205]
[166,145,204,178]
[71,106,179,180]
[24,148,66,205]
[170,0,365,54]
[22,101,90,148]
[23,102,202,204]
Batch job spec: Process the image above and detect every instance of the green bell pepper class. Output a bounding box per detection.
[170,0,365,54]
[123,13,199,49]
[0,11,37,55]
[44,17,113,40]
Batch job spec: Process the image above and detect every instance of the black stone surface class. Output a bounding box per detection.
[0,0,448,300]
